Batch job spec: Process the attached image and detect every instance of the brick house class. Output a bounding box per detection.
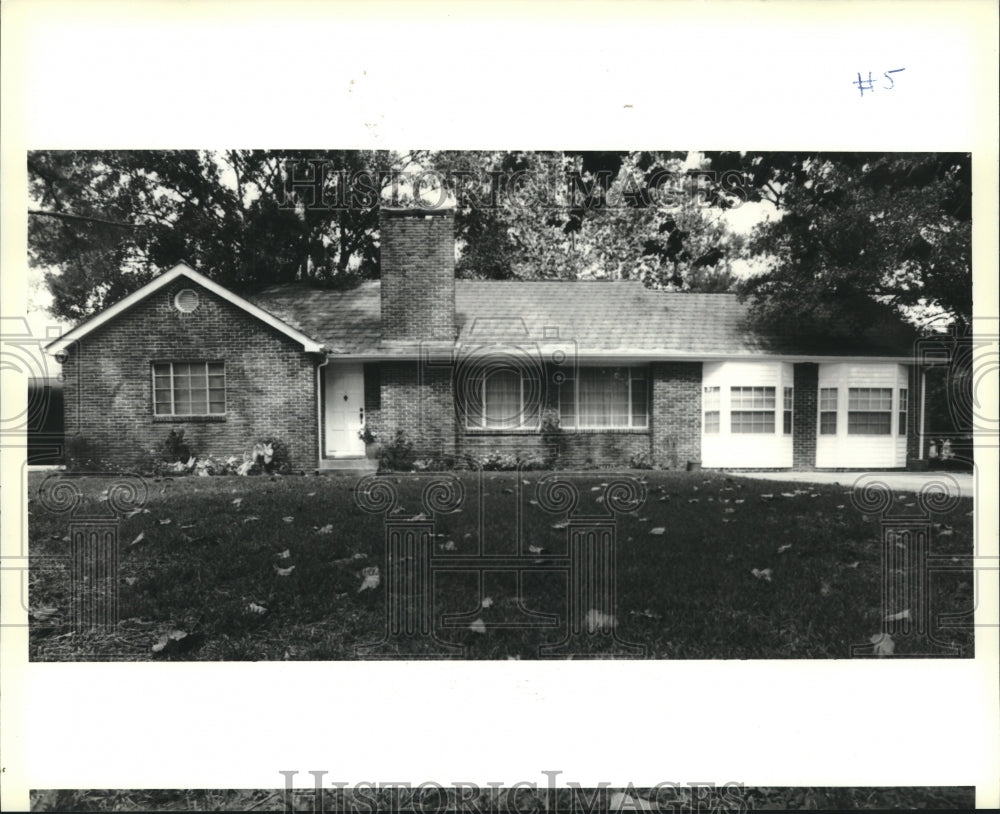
[46,207,926,473]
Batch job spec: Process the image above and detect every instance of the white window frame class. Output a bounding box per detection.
[703,385,721,434]
[152,361,226,417]
[557,366,649,430]
[819,387,838,435]
[847,386,894,435]
[729,385,777,434]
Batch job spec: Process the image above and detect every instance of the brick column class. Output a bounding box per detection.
[651,362,702,469]
[792,363,818,470]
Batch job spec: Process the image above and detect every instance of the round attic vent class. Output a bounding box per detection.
[174,288,200,313]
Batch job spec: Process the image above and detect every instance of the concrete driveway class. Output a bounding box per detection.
[728,470,975,499]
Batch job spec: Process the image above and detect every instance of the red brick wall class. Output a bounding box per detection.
[60,279,318,470]
[380,210,455,342]
[792,363,818,470]
[376,361,456,456]
[650,362,702,469]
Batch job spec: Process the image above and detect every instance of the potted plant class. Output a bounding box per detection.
[358,427,378,459]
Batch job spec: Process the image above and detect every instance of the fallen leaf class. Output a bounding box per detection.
[870,632,895,656]
[282,516,294,523]
[232,498,243,508]
[352,552,366,559]
[180,523,196,529]
[751,568,773,582]
[760,493,774,500]
[777,543,792,553]
[724,507,735,514]
[307,492,317,497]
[128,532,145,547]
[847,560,860,568]
[242,515,260,523]
[836,504,845,509]
[440,540,457,551]
[551,520,569,529]
[885,609,911,622]
[688,498,699,504]
[124,577,138,586]
[781,492,796,498]
[938,526,954,537]
[650,527,665,535]
[820,580,832,596]
[276,549,290,559]
[316,524,334,534]
[734,499,745,504]
[248,602,268,614]
[358,566,380,591]
[528,544,545,554]
[273,564,295,576]
[481,597,493,608]
[152,629,188,653]
[469,618,487,634]
[31,606,59,622]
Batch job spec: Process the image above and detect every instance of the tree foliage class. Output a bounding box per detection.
[434,150,744,290]
[703,151,972,337]
[28,150,420,321]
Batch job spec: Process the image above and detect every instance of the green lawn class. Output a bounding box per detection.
[27,469,975,660]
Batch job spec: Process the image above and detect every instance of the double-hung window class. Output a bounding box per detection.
[153,361,226,416]
[847,387,893,435]
[898,388,908,435]
[819,388,838,434]
[730,386,775,433]
[558,367,648,430]
[703,386,720,433]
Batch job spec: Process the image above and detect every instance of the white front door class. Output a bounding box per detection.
[324,363,366,457]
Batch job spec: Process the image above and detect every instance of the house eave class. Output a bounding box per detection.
[320,347,916,364]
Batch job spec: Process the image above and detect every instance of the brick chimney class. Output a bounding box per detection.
[379,207,456,342]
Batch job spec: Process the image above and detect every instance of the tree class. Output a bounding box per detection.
[702,152,972,337]
[28,150,423,322]
[433,150,743,290]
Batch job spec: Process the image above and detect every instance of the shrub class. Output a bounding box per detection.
[540,408,563,469]
[249,437,292,475]
[378,429,415,472]
[161,429,193,463]
[629,451,654,469]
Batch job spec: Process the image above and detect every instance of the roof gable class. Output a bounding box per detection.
[45,264,325,355]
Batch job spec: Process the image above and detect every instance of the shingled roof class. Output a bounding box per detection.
[247,280,916,359]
